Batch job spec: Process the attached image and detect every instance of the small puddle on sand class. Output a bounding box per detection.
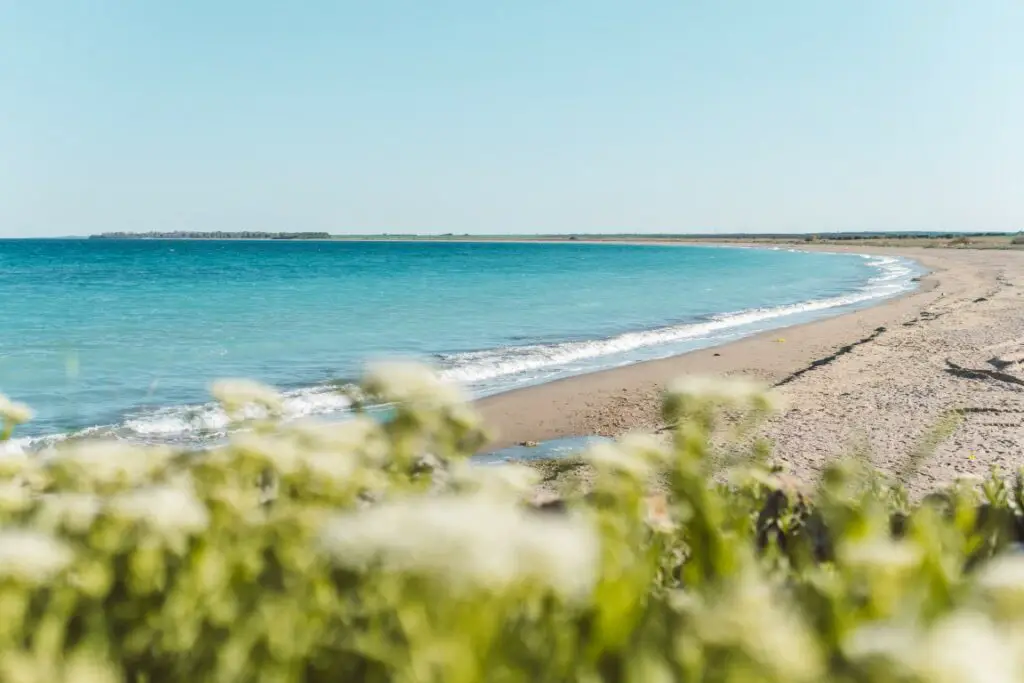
[474,435,610,465]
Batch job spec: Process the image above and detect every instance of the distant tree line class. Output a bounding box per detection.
[90,231,332,240]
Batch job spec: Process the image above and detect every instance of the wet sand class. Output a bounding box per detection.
[476,246,1024,494]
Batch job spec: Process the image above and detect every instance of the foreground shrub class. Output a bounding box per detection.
[1,366,1024,682]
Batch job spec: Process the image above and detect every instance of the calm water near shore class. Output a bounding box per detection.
[0,239,921,450]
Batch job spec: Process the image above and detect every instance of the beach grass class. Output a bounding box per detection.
[2,365,1024,682]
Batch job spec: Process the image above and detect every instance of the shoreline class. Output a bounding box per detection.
[476,244,1024,494]
[2,240,913,453]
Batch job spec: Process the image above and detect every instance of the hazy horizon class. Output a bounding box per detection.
[7,228,1018,240]
[3,2,1023,238]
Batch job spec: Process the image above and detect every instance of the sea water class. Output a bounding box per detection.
[0,239,922,450]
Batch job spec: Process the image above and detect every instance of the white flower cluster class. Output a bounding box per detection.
[46,441,174,489]
[0,481,33,513]
[451,463,541,499]
[665,375,780,410]
[977,554,1024,597]
[228,428,362,486]
[617,432,670,462]
[0,393,33,426]
[286,416,385,455]
[283,416,389,468]
[584,442,651,479]
[695,571,824,682]
[845,613,1020,683]
[0,451,35,477]
[210,379,283,416]
[321,495,599,601]
[35,493,103,533]
[0,529,73,583]
[300,450,360,486]
[838,537,923,574]
[107,485,210,537]
[363,361,466,408]
[974,554,1024,620]
[228,432,306,475]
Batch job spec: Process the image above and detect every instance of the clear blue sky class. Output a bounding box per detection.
[2,2,1022,237]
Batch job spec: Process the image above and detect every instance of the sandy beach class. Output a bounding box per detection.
[477,245,1024,494]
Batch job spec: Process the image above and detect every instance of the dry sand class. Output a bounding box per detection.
[476,245,1024,494]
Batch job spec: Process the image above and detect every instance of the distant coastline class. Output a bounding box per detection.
[89,231,331,240]
[86,230,1021,249]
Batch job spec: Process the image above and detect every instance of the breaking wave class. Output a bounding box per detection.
[437,253,916,385]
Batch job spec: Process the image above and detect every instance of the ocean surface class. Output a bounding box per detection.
[0,239,922,451]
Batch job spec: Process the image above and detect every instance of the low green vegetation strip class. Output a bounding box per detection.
[0,367,1022,682]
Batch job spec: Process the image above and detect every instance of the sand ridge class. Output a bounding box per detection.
[476,246,1024,493]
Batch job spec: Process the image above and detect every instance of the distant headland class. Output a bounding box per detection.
[85,230,1022,250]
[89,231,331,240]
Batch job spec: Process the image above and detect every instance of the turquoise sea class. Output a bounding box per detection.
[0,239,921,451]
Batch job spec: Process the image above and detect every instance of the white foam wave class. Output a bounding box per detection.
[6,384,355,454]
[119,385,353,440]
[0,436,41,457]
[0,430,76,457]
[440,254,916,385]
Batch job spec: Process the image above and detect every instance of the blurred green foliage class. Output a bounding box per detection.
[1,363,1023,683]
